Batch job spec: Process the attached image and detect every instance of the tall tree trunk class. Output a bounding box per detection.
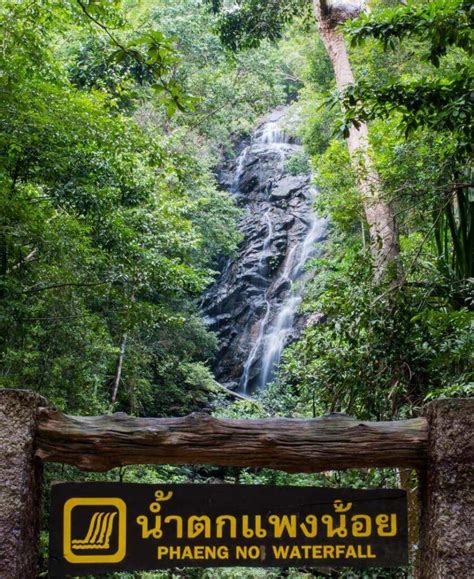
[313,0,401,281]
[111,332,128,405]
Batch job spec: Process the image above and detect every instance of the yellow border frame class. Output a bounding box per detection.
[63,498,127,564]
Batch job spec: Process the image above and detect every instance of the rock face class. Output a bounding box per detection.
[202,108,328,393]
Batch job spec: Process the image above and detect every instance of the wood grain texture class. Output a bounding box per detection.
[36,409,429,472]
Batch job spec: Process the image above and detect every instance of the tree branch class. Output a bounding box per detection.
[21,281,107,295]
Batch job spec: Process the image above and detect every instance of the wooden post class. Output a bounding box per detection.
[0,389,45,579]
[417,398,474,578]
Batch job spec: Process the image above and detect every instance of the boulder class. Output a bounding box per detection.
[270,175,308,200]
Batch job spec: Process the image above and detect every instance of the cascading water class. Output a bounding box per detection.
[202,107,328,394]
[258,210,273,272]
[231,146,249,194]
[239,299,271,390]
[258,212,328,388]
[258,121,287,145]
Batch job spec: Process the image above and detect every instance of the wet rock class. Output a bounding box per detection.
[270,175,308,200]
[201,107,328,391]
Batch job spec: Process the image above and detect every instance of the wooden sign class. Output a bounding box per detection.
[49,483,408,576]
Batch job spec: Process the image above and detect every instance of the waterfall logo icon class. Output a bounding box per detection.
[63,498,127,564]
[72,511,117,549]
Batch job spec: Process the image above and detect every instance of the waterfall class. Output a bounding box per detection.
[258,213,328,388]
[202,107,328,394]
[258,210,273,272]
[239,300,271,391]
[231,146,249,194]
[257,121,287,145]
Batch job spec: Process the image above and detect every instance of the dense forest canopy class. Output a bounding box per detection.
[0,0,472,576]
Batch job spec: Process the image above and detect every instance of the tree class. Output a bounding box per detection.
[341,0,473,289]
[312,0,401,281]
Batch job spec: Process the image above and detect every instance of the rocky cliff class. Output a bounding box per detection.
[202,108,328,393]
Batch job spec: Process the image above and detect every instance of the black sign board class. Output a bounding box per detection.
[49,483,408,576]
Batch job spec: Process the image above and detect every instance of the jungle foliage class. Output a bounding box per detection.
[276,0,473,420]
[0,0,286,416]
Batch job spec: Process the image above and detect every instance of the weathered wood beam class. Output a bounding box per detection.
[36,408,429,473]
